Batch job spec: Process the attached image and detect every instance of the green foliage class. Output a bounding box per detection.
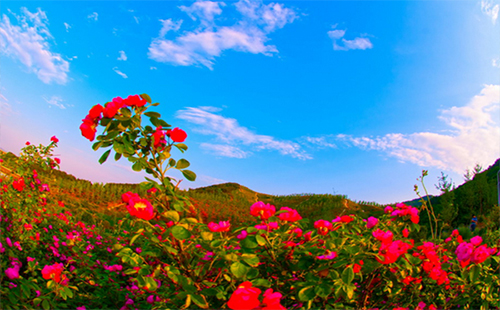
[1,95,499,310]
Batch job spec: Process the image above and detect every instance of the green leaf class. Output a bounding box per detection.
[176,159,190,169]
[152,102,160,106]
[255,234,266,246]
[201,231,213,241]
[140,93,152,103]
[230,262,249,279]
[298,286,316,302]
[92,141,103,151]
[114,152,122,161]
[150,117,161,128]
[190,294,209,309]
[470,264,480,283]
[345,284,355,300]
[64,286,74,298]
[113,142,124,154]
[145,111,161,118]
[129,233,141,246]
[132,161,143,172]
[163,210,180,222]
[242,254,260,267]
[342,267,354,285]
[182,169,197,181]
[123,268,138,275]
[251,278,271,287]
[42,299,50,310]
[99,149,111,165]
[120,107,132,118]
[171,226,191,240]
[240,236,258,249]
[176,143,188,152]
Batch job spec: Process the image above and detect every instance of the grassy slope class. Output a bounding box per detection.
[2,149,498,229]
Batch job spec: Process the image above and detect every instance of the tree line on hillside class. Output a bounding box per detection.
[420,159,500,237]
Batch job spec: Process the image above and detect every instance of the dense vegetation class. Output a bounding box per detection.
[1,94,499,310]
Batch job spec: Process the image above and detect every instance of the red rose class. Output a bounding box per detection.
[167,127,187,143]
[80,118,98,141]
[227,281,261,310]
[152,126,166,149]
[50,136,59,143]
[126,197,155,220]
[88,104,104,120]
[125,95,147,107]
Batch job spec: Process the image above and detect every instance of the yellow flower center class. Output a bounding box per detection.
[134,202,147,211]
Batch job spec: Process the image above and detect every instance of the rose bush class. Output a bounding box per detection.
[0,94,498,310]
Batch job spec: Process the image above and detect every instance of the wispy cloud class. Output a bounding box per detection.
[200,143,249,158]
[492,58,500,68]
[113,67,128,78]
[87,12,98,22]
[177,106,311,159]
[42,95,66,109]
[148,0,297,69]
[336,85,500,173]
[303,136,337,149]
[64,22,71,32]
[117,50,127,61]
[0,8,70,84]
[328,27,373,51]
[481,0,499,24]
[0,94,13,115]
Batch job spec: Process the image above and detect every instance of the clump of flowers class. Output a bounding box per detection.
[250,202,276,220]
[42,263,67,284]
[227,282,286,310]
[278,207,302,222]
[386,203,419,224]
[455,236,494,266]
[208,221,231,232]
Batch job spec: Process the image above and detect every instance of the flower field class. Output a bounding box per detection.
[1,94,499,310]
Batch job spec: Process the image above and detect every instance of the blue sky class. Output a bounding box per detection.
[1,0,499,204]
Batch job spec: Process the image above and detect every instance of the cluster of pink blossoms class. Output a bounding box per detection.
[385,203,419,224]
[372,229,413,264]
[227,281,286,310]
[414,242,450,286]
[42,262,68,285]
[208,221,231,232]
[455,236,495,267]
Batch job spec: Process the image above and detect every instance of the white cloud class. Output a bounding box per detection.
[481,0,499,24]
[133,16,139,24]
[304,136,337,149]
[113,67,128,78]
[150,66,157,70]
[64,22,71,32]
[200,143,249,158]
[328,27,373,51]
[42,95,66,109]
[87,12,98,22]
[0,8,70,84]
[179,1,225,25]
[197,174,227,186]
[336,85,500,173]
[493,58,500,68]
[149,0,297,69]
[0,94,13,115]
[117,50,127,61]
[158,19,183,38]
[177,106,311,159]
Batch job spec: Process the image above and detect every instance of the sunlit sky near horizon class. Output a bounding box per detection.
[1,0,499,204]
